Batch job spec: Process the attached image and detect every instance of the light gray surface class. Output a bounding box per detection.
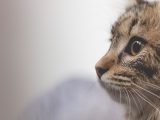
[21,76,125,120]
[0,1,129,120]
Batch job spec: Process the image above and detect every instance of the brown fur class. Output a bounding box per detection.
[96,0,160,120]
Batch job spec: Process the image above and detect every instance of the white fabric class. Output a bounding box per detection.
[20,76,125,120]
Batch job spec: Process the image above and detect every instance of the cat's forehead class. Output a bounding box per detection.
[111,1,160,43]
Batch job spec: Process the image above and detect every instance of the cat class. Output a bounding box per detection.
[95,0,160,120]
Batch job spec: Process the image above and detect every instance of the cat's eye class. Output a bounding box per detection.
[131,41,144,55]
[125,36,146,56]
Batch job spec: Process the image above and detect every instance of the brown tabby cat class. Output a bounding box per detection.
[95,0,160,120]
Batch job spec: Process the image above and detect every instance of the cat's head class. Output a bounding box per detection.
[96,0,160,105]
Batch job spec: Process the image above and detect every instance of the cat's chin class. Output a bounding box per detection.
[98,78,131,104]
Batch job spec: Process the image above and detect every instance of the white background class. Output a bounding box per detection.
[0,0,130,120]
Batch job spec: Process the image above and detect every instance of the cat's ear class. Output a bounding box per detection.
[127,0,145,7]
[135,0,145,4]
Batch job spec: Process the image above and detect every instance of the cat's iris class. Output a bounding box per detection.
[131,40,144,56]
[125,36,146,56]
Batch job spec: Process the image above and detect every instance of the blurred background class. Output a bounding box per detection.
[0,0,128,120]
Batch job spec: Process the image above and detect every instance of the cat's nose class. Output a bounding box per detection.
[95,67,108,78]
[95,52,116,78]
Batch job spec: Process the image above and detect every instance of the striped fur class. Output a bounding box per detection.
[96,0,160,120]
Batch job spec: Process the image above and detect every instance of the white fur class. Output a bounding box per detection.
[20,77,125,120]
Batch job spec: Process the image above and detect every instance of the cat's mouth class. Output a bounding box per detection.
[100,75,132,90]
[99,76,133,104]
[103,79,131,88]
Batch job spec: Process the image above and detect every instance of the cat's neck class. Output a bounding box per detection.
[125,103,160,120]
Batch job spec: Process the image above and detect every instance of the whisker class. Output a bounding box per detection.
[124,88,131,120]
[127,89,131,120]
[133,90,143,112]
[141,81,160,91]
[128,90,141,114]
[132,88,160,112]
[133,92,143,113]
[120,88,122,104]
[132,83,160,100]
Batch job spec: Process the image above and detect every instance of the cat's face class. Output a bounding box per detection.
[96,0,160,105]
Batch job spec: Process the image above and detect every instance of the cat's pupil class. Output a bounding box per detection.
[131,41,143,55]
